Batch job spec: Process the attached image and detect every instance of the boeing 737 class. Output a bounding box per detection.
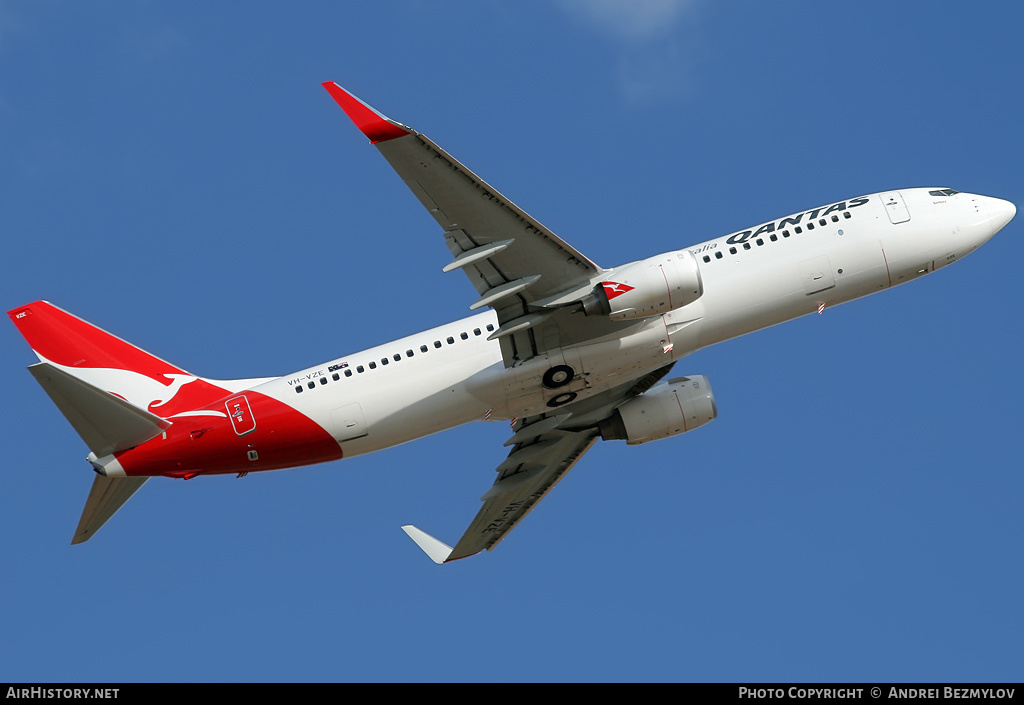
[9,82,1015,563]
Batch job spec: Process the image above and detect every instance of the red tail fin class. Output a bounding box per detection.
[10,301,188,377]
[9,301,231,418]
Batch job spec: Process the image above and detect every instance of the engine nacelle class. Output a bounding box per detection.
[599,376,716,445]
[579,250,703,320]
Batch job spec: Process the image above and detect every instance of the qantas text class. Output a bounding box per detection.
[721,197,869,246]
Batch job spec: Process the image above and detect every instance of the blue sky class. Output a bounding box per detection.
[2,1,1021,683]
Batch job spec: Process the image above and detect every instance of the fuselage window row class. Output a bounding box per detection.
[703,210,853,263]
[294,323,496,393]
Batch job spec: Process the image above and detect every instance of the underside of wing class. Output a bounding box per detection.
[449,427,600,561]
[322,83,623,364]
[374,130,601,303]
[402,364,678,563]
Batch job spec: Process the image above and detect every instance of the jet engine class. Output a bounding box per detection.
[598,376,716,445]
[578,251,703,320]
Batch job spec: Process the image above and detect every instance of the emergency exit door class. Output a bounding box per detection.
[880,191,911,224]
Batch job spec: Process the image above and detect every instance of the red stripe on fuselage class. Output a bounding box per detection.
[115,390,343,478]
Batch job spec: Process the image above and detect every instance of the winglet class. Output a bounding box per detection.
[401,525,453,564]
[322,82,413,143]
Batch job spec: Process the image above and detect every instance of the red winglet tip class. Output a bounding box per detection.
[321,82,411,143]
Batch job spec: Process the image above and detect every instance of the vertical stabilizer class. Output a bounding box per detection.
[8,301,233,418]
[8,302,241,545]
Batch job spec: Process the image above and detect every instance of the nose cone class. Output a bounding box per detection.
[985,197,1016,235]
[960,194,1016,250]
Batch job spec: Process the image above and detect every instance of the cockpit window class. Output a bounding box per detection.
[928,189,959,197]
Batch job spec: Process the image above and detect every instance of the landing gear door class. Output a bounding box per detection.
[881,191,911,224]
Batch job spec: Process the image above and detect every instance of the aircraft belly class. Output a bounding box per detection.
[495,318,672,417]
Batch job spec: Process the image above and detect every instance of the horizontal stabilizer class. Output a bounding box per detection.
[28,362,171,457]
[72,475,148,544]
[401,525,454,564]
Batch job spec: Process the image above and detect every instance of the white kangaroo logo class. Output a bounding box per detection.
[42,357,198,413]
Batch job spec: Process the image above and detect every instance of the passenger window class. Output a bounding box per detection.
[743,242,751,250]
[474,328,481,336]
[756,238,764,246]
[819,218,826,226]
[434,341,442,348]
[770,234,778,242]
[357,365,365,373]
[715,251,723,259]
[729,246,737,254]
[783,230,790,238]
[844,212,851,219]
[320,377,327,385]
[486,324,494,332]
[381,358,389,366]
[332,373,340,381]
[394,353,401,361]
[807,223,815,230]
[703,255,711,263]
[345,369,352,377]
[420,345,428,353]
[369,362,376,369]
[831,215,839,222]
[447,336,454,344]
[307,382,315,390]
[406,350,414,357]
[295,386,303,393]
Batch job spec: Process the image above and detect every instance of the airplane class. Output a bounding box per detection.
[9,82,1015,563]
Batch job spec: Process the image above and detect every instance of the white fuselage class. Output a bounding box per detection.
[251,189,1012,458]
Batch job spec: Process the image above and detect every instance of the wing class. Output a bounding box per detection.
[403,426,599,563]
[323,83,615,365]
[402,364,676,563]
